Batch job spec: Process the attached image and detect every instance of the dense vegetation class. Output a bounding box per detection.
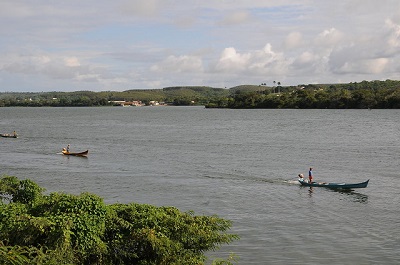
[0,176,238,265]
[0,86,229,107]
[206,80,400,109]
[2,80,400,108]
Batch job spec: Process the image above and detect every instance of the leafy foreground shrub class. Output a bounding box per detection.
[0,175,239,264]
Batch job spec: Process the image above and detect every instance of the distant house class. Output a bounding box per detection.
[148,101,168,106]
[109,100,144,106]
[129,101,144,106]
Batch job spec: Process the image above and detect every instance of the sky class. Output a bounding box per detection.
[1,0,400,92]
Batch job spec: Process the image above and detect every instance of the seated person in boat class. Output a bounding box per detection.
[298,174,307,182]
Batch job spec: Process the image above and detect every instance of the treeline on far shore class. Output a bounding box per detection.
[206,79,400,109]
[0,86,228,107]
[1,80,400,108]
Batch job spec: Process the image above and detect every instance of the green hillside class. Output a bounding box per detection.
[2,80,400,108]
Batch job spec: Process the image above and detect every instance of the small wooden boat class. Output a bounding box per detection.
[299,179,369,189]
[0,133,18,138]
[62,150,89,157]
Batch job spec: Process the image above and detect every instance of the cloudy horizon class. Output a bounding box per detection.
[1,0,400,92]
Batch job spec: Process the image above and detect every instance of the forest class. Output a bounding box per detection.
[0,86,228,107]
[0,176,238,265]
[206,80,400,109]
[1,80,400,108]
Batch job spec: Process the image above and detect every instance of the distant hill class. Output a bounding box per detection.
[0,86,229,107]
[229,85,272,93]
[162,86,225,92]
[2,80,400,107]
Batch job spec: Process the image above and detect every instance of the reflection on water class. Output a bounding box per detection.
[308,187,314,197]
[300,186,368,203]
[61,155,88,159]
[334,189,369,204]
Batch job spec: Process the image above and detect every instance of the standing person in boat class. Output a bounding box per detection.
[308,167,314,183]
[13,131,17,137]
[67,144,70,153]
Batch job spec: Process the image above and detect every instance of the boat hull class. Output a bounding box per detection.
[0,134,17,138]
[62,150,89,157]
[299,179,369,189]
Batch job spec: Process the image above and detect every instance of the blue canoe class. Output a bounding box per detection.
[299,179,369,189]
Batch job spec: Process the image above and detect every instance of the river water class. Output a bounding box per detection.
[1,106,399,264]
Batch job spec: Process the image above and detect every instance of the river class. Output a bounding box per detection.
[1,106,399,264]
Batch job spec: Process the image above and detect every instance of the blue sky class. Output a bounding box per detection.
[1,0,400,92]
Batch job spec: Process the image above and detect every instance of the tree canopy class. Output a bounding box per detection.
[206,80,400,109]
[0,87,229,107]
[2,80,400,108]
[0,175,238,265]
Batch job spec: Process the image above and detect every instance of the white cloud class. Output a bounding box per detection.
[1,52,114,83]
[314,28,344,47]
[2,0,400,91]
[214,47,251,72]
[173,16,197,29]
[336,58,389,75]
[293,51,318,67]
[0,1,33,18]
[218,11,252,26]
[64,57,81,67]
[151,55,203,73]
[119,0,165,17]
[211,43,289,78]
[385,19,400,51]
[284,32,303,50]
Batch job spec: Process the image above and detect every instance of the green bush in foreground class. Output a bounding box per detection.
[0,175,239,264]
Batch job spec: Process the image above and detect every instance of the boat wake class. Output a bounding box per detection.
[284,179,301,185]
